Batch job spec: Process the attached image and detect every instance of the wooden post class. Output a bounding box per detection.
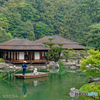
[16,52,17,61]
[10,52,11,61]
[29,52,30,61]
[18,52,19,61]
[33,52,34,61]
[5,51,6,60]
[13,52,14,61]
[6,52,7,60]
[31,52,32,61]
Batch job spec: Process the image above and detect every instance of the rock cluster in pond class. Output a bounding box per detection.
[28,65,46,69]
[0,63,14,69]
[46,60,81,69]
[47,61,59,68]
[0,63,23,71]
[62,60,81,69]
[69,87,79,97]
[0,63,47,71]
[61,66,69,69]
[88,76,100,83]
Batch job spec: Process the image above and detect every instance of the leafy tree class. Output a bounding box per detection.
[0,0,100,44]
[48,38,54,42]
[34,22,53,39]
[43,38,63,62]
[82,23,100,50]
[15,21,35,40]
[58,43,64,48]
[46,42,55,48]
[0,27,13,43]
[81,49,100,70]
[63,48,89,62]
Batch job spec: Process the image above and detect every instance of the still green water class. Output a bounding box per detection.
[0,69,89,100]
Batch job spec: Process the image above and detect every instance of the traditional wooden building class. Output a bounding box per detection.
[34,35,85,50]
[0,36,85,63]
[0,37,50,63]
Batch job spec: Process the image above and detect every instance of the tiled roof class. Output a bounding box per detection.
[34,36,85,50]
[0,37,50,50]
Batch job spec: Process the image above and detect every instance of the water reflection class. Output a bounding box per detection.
[22,80,27,97]
[13,77,48,96]
[0,69,92,100]
[49,69,59,73]
[33,80,38,87]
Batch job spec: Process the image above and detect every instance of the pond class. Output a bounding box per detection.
[0,69,91,100]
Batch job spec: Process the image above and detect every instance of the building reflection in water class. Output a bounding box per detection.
[20,77,48,96]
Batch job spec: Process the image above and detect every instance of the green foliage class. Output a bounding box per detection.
[81,49,100,70]
[48,38,54,42]
[0,27,13,43]
[44,38,63,62]
[62,48,74,61]
[34,22,53,39]
[79,82,100,98]
[15,21,35,40]
[0,0,100,44]
[58,61,63,67]
[58,43,64,48]
[49,65,52,68]
[58,69,68,75]
[48,46,63,62]
[47,42,55,48]
[85,23,100,50]
[58,61,70,68]
[83,69,100,77]
[63,49,89,61]
[0,58,5,63]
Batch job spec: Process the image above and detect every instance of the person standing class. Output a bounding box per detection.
[22,61,27,75]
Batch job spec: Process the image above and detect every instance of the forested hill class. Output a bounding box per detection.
[0,0,100,49]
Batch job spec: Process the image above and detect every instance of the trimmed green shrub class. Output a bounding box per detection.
[58,61,70,68]
[0,58,5,63]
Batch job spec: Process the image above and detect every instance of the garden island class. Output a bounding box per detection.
[0,0,100,99]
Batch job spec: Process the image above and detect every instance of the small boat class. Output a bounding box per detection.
[14,72,49,79]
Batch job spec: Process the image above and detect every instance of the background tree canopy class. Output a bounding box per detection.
[0,0,100,49]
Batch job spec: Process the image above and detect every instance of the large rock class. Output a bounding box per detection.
[0,63,14,69]
[59,59,66,62]
[69,87,79,97]
[88,76,100,83]
[9,66,14,69]
[61,66,69,69]
[0,67,3,69]
[70,66,77,70]
[29,66,34,69]
[85,65,90,68]
[40,66,46,69]
[91,67,99,69]
[69,63,76,66]
[52,62,59,68]
[63,62,69,65]
[76,64,80,68]
[49,61,55,66]
[46,64,50,68]
[67,70,76,73]
[15,67,21,69]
